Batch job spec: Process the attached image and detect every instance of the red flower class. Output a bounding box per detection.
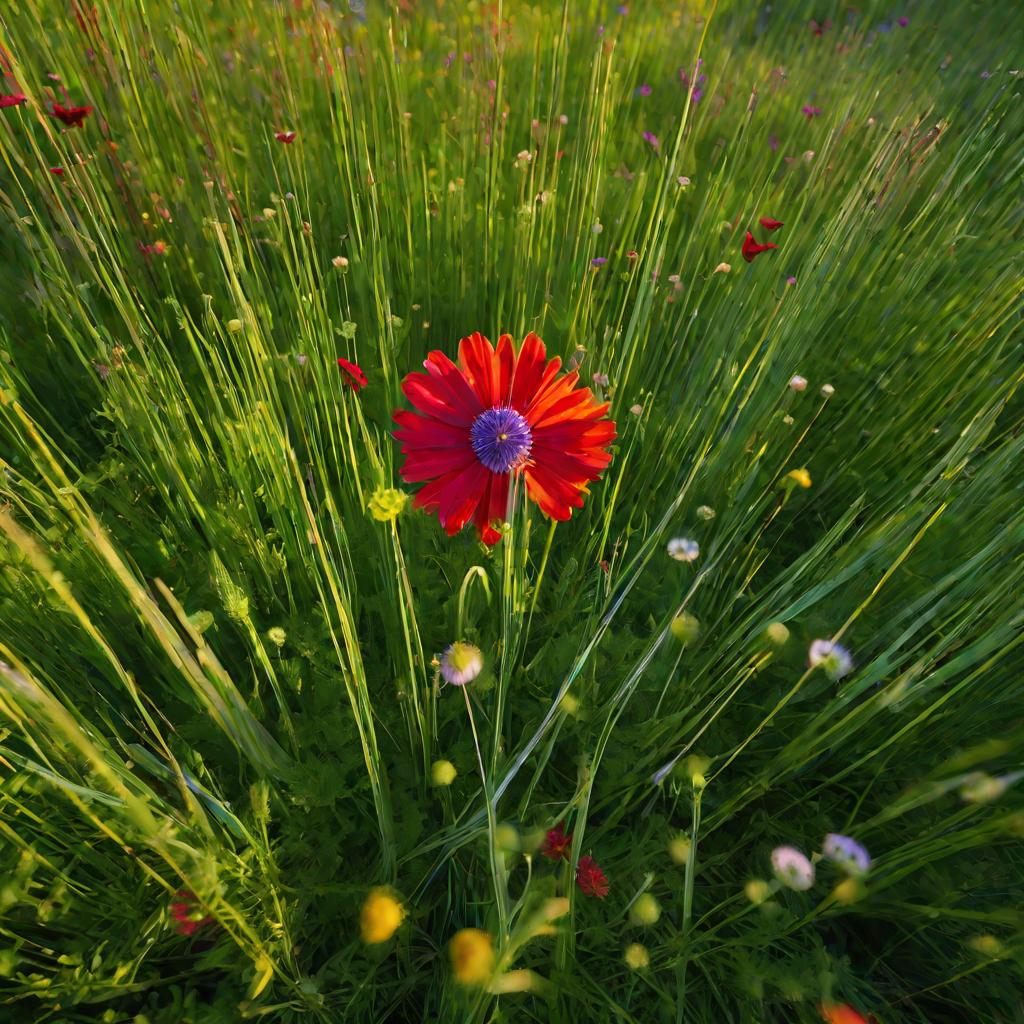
[809,19,832,36]
[49,167,65,176]
[338,357,367,391]
[393,332,616,545]
[742,231,778,263]
[759,217,784,231]
[820,1005,871,1024]
[169,890,213,937]
[275,130,296,143]
[0,93,27,108]
[575,856,609,898]
[541,823,573,861]
[50,103,92,127]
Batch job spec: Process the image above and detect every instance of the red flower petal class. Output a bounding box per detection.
[275,130,296,143]
[436,461,489,535]
[759,217,784,231]
[337,357,367,390]
[50,103,92,127]
[741,231,778,262]
[473,470,509,545]
[0,93,27,109]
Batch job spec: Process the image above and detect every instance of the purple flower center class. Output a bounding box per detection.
[470,406,532,473]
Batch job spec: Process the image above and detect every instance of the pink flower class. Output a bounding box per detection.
[801,105,822,119]
[642,131,660,151]
[0,93,28,109]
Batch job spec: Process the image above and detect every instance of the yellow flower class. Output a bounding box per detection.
[624,943,650,970]
[629,893,661,927]
[668,835,692,865]
[431,759,457,786]
[449,928,494,986]
[359,888,404,944]
[785,468,812,489]
[832,878,866,906]
[670,612,700,645]
[367,487,408,523]
[744,879,771,905]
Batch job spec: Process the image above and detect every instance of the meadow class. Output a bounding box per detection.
[1,1,1023,1021]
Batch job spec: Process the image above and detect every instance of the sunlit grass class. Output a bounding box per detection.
[1,1,1023,1021]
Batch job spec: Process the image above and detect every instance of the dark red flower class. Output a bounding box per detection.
[275,130,296,143]
[0,93,27,108]
[393,333,616,544]
[338,357,368,391]
[742,231,778,263]
[541,823,573,861]
[50,103,92,127]
[169,890,213,937]
[759,217,784,231]
[575,856,609,898]
[49,167,65,176]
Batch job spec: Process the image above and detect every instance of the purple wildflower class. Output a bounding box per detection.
[823,833,871,875]
[801,105,822,119]
[591,257,608,266]
[635,83,652,97]
[642,131,660,151]
[897,16,909,27]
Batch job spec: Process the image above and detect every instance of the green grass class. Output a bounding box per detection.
[1,1,1023,1021]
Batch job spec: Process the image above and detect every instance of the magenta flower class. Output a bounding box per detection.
[635,83,652,97]
[801,105,822,119]
[591,257,608,266]
[897,16,909,27]
[642,131,660,151]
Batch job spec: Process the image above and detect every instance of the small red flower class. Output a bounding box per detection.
[0,93,27,108]
[275,130,297,143]
[541,823,573,861]
[759,217,784,231]
[575,856,609,899]
[809,19,832,36]
[393,332,616,544]
[820,1005,871,1024]
[50,103,92,127]
[742,231,778,263]
[338,357,368,391]
[169,890,213,937]
[49,166,65,176]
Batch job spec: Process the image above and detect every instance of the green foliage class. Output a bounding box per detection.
[1,1,1023,1021]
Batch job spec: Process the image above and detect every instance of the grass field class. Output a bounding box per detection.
[1,1,1023,1021]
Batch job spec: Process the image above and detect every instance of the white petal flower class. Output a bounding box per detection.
[667,537,700,563]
